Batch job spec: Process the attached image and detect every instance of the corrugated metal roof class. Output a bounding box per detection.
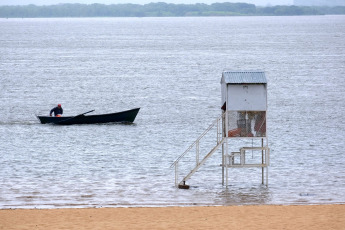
[222,70,267,84]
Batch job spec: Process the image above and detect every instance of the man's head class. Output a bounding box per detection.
[58,104,61,108]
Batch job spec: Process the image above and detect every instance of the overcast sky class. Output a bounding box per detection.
[0,0,294,6]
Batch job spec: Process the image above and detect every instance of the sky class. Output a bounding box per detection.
[0,0,294,6]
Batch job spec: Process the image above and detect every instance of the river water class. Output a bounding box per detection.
[0,16,344,209]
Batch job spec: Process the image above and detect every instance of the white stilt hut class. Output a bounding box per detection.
[221,70,269,186]
[171,70,270,189]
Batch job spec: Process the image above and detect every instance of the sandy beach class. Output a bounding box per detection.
[1,204,344,229]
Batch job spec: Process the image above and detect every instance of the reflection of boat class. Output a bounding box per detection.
[37,108,140,125]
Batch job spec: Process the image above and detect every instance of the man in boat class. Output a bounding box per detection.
[50,104,63,117]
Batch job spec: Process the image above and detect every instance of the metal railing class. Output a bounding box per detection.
[171,112,226,187]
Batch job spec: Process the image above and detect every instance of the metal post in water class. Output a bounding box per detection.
[262,138,264,185]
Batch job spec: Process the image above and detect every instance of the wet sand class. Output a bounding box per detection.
[1,204,344,230]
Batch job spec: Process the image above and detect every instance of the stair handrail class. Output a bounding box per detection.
[170,111,226,168]
[179,137,226,185]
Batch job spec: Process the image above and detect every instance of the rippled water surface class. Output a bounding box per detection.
[1,16,345,209]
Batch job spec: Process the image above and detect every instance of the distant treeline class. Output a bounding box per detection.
[1,2,345,18]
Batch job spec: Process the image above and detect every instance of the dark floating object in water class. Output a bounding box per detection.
[37,108,140,125]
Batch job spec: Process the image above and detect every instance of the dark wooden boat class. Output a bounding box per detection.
[37,108,140,125]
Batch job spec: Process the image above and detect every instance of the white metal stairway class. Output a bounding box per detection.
[171,112,270,188]
[170,113,226,189]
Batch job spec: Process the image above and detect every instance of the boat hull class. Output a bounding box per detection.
[37,108,140,125]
